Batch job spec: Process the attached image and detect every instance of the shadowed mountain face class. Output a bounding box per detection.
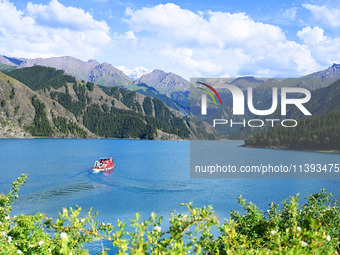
[0,55,24,66]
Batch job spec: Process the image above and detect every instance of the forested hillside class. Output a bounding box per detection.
[4,66,76,90]
[245,110,340,150]
[2,66,190,139]
[230,79,340,140]
[0,72,89,138]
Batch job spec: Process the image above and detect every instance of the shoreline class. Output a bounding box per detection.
[0,136,188,141]
[1,137,338,152]
[242,144,340,154]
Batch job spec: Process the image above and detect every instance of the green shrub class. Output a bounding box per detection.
[9,88,15,99]
[1,175,339,254]
[86,82,94,92]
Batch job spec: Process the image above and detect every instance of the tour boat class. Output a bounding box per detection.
[93,155,115,172]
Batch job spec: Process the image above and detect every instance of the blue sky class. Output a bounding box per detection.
[0,0,339,79]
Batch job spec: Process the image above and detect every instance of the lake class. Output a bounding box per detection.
[0,139,339,253]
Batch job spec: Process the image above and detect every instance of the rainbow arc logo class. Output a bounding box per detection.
[197,82,222,115]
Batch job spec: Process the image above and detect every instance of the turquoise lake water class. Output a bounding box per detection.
[0,139,339,253]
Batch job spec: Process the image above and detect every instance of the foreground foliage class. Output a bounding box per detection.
[1,175,339,254]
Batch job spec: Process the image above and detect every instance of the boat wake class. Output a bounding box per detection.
[16,180,101,203]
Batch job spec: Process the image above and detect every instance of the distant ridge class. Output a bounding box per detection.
[1,54,340,118]
[136,69,190,110]
[0,55,192,115]
[136,69,189,95]
[0,55,22,66]
[16,56,132,88]
[309,63,340,79]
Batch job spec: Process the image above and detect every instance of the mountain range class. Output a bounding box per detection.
[4,56,132,87]
[0,55,190,114]
[2,55,340,115]
[0,65,216,139]
[0,54,339,141]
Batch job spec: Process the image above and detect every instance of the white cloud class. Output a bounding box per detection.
[124,3,322,78]
[251,41,319,77]
[26,0,109,31]
[297,26,340,66]
[125,3,285,49]
[302,3,340,27]
[114,31,142,50]
[297,26,326,43]
[281,7,297,21]
[0,0,111,60]
[160,47,224,77]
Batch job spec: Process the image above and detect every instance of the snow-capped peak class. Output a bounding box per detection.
[116,65,149,80]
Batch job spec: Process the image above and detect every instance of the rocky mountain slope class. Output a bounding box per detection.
[0,55,190,114]
[1,55,339,140]
[1,66,217,139]
[136,69,189,95]
[309,63,340,79]
[0,72,92,138]
[6,55,133,88]
[136,69,190,111]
